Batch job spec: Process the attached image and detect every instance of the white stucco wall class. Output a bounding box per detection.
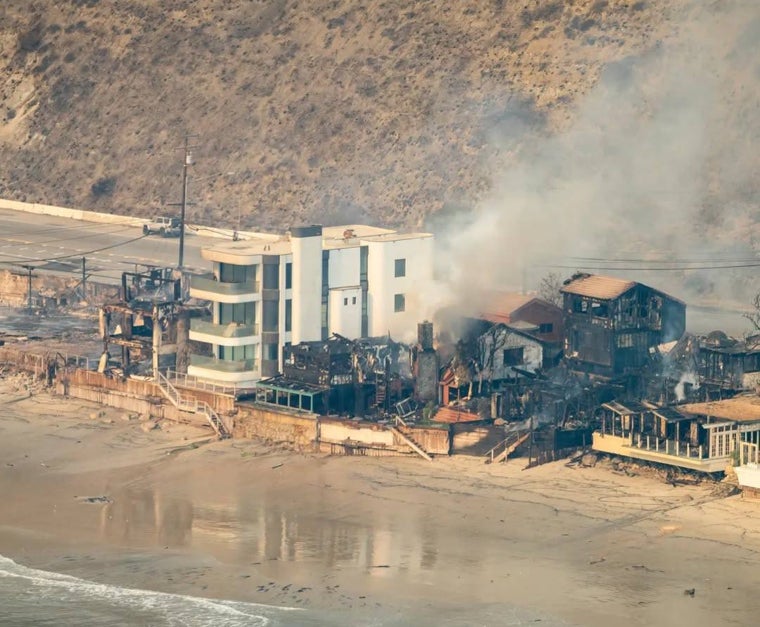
[328,287,362,338]
[291,234,322,344]
[328,247,361,288]
[365,236,433,340]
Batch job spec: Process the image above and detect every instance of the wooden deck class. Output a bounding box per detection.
[593,433,730,473]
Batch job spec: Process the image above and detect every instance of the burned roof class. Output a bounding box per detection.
[678,395,760,423]
[560,274,636,300]
[649,406,691,423]
[700,332,760,355]
[601,400,651,415]
[255,376,329,394]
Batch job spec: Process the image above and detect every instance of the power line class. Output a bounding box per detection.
[567,256,760,264]
[540,261,760,271]
[0,223,139,247]
[0,216,143,238]
[0,233,150,266]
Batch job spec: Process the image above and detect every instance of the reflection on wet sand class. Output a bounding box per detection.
[99,487,439,576]
[100,489,194,547]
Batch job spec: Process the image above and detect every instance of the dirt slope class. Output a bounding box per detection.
[0,0,689,231]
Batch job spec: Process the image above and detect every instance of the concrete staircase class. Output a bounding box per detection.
[484,430,530,464]
[156,371,231,439]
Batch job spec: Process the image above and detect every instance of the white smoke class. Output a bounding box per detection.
[434,0,760,323]
[674,371,700,402]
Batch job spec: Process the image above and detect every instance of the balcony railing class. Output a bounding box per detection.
[189,274,260,296]
[189,354,259,373]
[190,319,260,338]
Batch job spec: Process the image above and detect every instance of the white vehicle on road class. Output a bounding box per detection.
[143,216,181,237]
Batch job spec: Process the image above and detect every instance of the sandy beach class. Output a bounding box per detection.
[1,373,760,626]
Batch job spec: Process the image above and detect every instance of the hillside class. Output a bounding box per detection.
[1,1,759,309]
[1,0,684,230]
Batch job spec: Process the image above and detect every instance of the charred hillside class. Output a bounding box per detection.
[1,0,682,231]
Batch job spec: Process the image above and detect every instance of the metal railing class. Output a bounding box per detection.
[155,371,231,438]
[165,369,239,396]
[630,432,706,459]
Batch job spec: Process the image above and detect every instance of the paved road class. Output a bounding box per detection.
[0,208,231,284]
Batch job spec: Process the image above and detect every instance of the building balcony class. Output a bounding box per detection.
[189,273,260,304]
[189,319,260,346]
[188,354,260,385]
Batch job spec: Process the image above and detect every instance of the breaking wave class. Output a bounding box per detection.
[0,554,300,626]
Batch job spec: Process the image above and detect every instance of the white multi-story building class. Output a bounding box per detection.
[187,225,434,386]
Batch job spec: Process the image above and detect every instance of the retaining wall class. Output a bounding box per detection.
[235,403,317,450]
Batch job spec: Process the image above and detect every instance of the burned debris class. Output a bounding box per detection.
[253,331,417,418]
[98,268,203,377]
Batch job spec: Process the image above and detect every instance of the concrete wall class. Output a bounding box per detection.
[451,423,505,456]
[291,229,323,344]
[320,418,395,447]
[328,287,362,338]
[0,269,118,307]
[0,198,145,226]
[235,403,317,450]
[327,246,360,287]
[365,236,433,340]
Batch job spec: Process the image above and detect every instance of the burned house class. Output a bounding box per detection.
[439,320,546,417]
[594,395,760,473]
[698,332,760,392]
[253,334,415,417]
[478,292,564,347]
[99,268,196,376]
[561,273,686,380]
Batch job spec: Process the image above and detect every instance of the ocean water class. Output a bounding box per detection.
[0,554,314,627]
[0,554,567,627]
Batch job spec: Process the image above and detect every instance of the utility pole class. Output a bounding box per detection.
[26,265,32,311]
[178,135,193,269]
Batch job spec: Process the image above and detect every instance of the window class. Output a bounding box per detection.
[219,302,254,325]
[219,263,255,284]
[263,343,278,361]
[219,344,255,361]
[394,293,405,313]
[344,297,348,306]
[539,323,553,334]
[352,296,357,305]
[394,258,406,278]
[262,263,279,290]
[285,262,292,289]
[262,300,279,331]
[503,347,524,366]
[285,299,292,332]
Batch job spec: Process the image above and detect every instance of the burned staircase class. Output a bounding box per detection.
[155,371,231,439]
[391,423,432,461]
[374,370,387,409]
[484,430,530,464]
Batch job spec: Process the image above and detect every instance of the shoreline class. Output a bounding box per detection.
[2,377,760,626]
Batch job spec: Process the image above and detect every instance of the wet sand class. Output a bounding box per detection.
[1,375,760,626]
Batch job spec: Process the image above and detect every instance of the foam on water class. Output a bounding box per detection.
[0,554,301,626]
[0,554,571,626]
